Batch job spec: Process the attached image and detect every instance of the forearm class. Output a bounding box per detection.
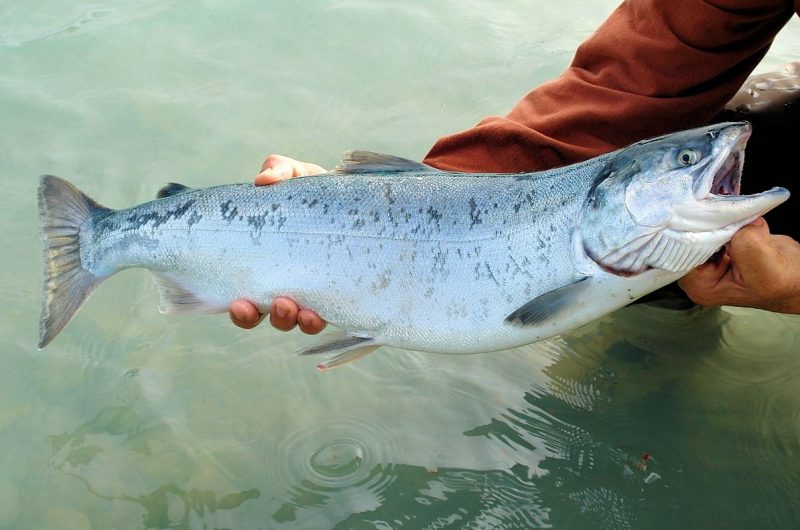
[423,0,795,173]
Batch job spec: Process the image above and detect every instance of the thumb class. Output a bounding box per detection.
[727,218,782,286]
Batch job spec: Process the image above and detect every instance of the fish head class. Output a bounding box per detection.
[579,121,790,275]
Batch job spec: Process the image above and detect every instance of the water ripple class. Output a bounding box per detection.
[0,1,175,47]
[266,411,401,525]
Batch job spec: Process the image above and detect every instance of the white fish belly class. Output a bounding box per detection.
[86,169,628,354]
[146,224,596,354]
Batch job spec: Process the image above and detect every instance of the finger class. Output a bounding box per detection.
[256,158,295,185]
[727,218,783,288]
[299,161,327,176]
[680,251,730,287]
[269,297,299,331]
[255,155,327,186]
[229,299,263,329]
[297,309,326,335]
[678,252,732,306]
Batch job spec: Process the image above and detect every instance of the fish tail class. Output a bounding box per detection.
[38,175,113,348]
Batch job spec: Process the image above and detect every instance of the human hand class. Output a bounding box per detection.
[228,154,328,333]
[253,154,327,185]
[678,218,800,314]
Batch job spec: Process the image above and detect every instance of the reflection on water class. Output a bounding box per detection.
[0,1,175,47]
[3,0,800,528]
[29,305,800,529]
[46,406,261,529]
[267,412,401,525]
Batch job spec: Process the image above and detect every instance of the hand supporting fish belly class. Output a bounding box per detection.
[38,122,789,369]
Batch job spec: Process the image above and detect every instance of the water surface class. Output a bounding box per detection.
[2,1,800,528]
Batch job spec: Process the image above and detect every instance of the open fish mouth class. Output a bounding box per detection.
[697,123,749,201]
[709,148,742,197]
[686,122,789,228]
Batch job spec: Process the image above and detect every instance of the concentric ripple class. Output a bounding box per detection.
[309,440,364,481]
[265,411,401,521]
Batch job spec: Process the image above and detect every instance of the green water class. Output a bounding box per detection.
[2,1,800,528]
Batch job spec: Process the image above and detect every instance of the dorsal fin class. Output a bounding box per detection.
[334,150,437,174]
[157,183,191,199]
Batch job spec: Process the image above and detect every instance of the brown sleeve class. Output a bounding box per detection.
[423,0,796,173]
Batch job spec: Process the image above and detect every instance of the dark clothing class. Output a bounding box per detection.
[421,0,798,306]
[424,0,798,175]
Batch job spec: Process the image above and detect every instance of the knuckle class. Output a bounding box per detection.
[263,154,284,170]
[681,286,714,306]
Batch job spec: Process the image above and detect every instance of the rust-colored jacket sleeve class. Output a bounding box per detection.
[423,0,797,173]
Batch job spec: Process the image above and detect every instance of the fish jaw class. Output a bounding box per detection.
[673,122,790,232]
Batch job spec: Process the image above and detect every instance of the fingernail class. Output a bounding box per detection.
[231,305,247,322]
[298,313,311,328]
[275,304,289,319]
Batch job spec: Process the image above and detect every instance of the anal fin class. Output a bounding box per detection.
[152,273,224,315]
[298,332,379,371]
[505,277,592,326]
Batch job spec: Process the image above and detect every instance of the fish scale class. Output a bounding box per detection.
[85,168,590,351]
[37,123,790,368]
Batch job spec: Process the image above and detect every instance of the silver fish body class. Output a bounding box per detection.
[38,122,789,368]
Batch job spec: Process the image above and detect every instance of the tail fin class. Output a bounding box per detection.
[38,175,112,348]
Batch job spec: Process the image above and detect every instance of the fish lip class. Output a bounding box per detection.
[697,122,789,213]
[695,122,750,201]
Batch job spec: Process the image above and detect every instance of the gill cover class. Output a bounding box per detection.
[578,129,725,275]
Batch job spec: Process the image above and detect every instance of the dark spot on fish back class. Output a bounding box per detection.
[220,200,238,223]
[383,182,395,204]
[426,206,442,222]
[187,210,203,226]
[125,199,196,231]
[469,197,482,228]
[247,212,268,231]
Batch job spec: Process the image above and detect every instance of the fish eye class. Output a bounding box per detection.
[677,149,700,166]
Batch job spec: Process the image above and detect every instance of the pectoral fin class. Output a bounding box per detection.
[298,332,380,371]
[505,277,591,326]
